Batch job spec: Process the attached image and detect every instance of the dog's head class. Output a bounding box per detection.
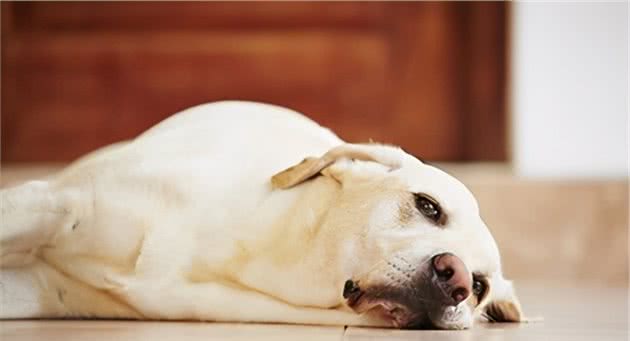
[272,143,522,329]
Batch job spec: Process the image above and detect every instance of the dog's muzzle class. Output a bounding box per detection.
[343,252,473,329]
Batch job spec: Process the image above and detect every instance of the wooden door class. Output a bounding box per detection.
[1,2,507,162]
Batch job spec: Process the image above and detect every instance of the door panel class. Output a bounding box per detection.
[1,2,507,162]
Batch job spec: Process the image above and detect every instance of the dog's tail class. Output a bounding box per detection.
[0,180,72,267]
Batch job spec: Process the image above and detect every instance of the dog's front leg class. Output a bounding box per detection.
[108,277,387,327]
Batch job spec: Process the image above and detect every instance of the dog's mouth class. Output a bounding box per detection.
[343,279,424,328]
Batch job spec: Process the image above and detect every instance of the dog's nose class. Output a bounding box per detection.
[431,253,472,305]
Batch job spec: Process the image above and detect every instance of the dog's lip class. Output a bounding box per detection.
[343,282,365,308]
[374,302,415,328]
[347,295,414,328]
[344,287,414,328]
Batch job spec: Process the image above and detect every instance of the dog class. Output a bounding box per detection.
[0,101,523,329]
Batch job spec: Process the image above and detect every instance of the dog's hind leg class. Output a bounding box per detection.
[0,181,140,319]
[0,180,75,267]
[0,261,142,319]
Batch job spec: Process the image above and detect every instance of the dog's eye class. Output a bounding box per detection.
[472,278,487,297]
[414,193,442,223]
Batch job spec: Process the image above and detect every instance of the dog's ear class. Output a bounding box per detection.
[484,299,522,323]
[271,143,404,190]
[483,279,524,323]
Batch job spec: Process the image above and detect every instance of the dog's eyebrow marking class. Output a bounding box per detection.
[397,197,416,225]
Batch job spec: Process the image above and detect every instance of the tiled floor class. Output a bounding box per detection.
[1,283,627,341]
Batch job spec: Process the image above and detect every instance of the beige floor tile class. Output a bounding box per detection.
[344,326,626,341]
[1,321,344,341]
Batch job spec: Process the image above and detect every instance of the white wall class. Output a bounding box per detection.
[511,2,628,179]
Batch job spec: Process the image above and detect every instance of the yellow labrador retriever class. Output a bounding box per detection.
[0,101,522,329]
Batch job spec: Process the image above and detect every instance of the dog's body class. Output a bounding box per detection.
[1,101,522,329]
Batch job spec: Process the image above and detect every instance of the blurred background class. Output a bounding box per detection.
[1,2,628,287]
[2,1,508,162]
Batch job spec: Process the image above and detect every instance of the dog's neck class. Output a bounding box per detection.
[231,175,349,308]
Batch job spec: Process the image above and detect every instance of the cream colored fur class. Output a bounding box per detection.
[0,101,521,329]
